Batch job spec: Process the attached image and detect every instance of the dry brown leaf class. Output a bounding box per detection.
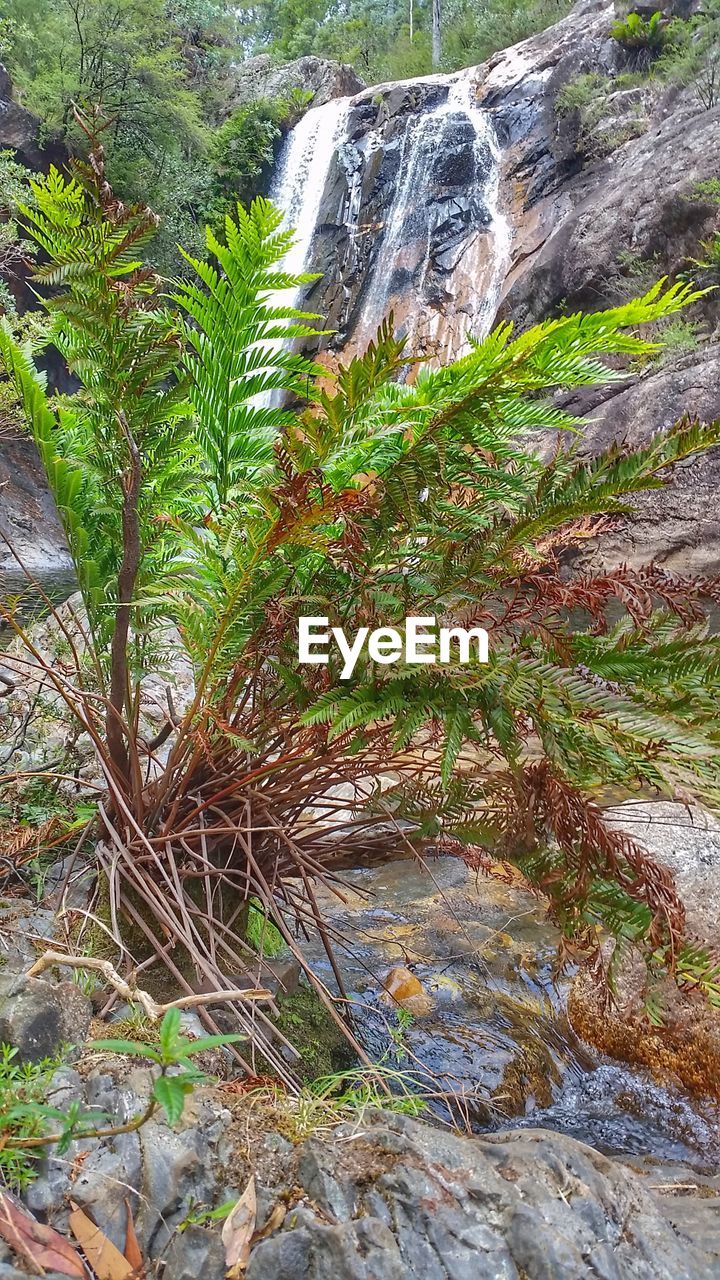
[222,1176,257,1277]
[250,1200,285,1245]
[0,1191,86,1277]
[69,1204,134,1279]
[123,1199,144,1276]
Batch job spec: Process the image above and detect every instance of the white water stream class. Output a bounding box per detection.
[267,67,512,366]
[269,95,352,287]
[355,69,512,356]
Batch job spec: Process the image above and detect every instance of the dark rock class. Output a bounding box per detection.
[0,974,92,1062]
[0,62,64,169]
[555,343,720,572]
[501,104,720,326]
[135,1118,218,1254]
[246,1113,720,1279]
[0,430,74,594]
[163,1223,227,1279]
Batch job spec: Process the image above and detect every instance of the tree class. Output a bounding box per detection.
[3,153,720,1077]
[243,0,434,82]
[432,0,441,67]
[0,0,236,269]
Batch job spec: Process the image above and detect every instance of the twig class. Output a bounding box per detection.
[26,951,271,1018]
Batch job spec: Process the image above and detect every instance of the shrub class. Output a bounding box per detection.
[204,89,314,226]
[555,73,648,159]
[611,10,668,52]
[0,1045,60,1189]
[653,0,720,106]
[652,317,701,366]
[688,234,720,281]
[687,178,720,208]
[555,72,612,115]
[441,0,575,72]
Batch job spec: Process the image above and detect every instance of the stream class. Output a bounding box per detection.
[302,856,720,1172]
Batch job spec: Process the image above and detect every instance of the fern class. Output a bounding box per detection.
[6,154,720,1027]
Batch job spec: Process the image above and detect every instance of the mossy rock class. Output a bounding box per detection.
[271,983,357,1084]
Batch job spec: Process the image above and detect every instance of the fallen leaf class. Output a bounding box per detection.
[70,1150,91,1183]
[222,1175,257,1277]
[123,1199,144,1276]
[219,1074,279,1096]
[250,1200,285,1245]
[69,1204,134,1279]
[0,1191,86,1277]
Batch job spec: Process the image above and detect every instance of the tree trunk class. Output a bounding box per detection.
[432,0,441,68]
[106,416,141,787]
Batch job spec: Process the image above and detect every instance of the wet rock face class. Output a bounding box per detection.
[306,78,507,363]
[501,98,720,327]
[246,1112,720,1279]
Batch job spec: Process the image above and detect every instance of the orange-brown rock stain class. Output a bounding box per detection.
[568,973,720,1103]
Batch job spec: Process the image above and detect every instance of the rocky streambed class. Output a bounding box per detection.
[1,837,720,1277]
[301,855,720,1168]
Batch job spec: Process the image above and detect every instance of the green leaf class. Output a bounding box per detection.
[158,1008,183,1062]
[153,1074,192,1125]
[179,1033,246,1056]
[89,1038,162,1063]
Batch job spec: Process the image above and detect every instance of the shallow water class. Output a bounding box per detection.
[302,856,720,1170]
[0,570,77,651]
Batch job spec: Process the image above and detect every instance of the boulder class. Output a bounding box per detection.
[0,973,91,1061]
[553,342,720,573]
[226,54,365,114]
[245,1112,720,1278]
[0,436,74,596]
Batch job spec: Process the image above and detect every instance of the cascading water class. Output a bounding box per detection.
[267,94,351,308]
[257,96,350,406]
[353,69,512,359]
[264,69,512,369]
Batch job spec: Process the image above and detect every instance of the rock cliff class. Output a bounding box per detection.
[282,0,720,569]
[2,2,720,577]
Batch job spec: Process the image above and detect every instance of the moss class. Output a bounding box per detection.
[102,1013,160,1048]
[271,983,356,1085]
[495,1043,557,1114]
[568,978,720,1102]
[67,870,117,962]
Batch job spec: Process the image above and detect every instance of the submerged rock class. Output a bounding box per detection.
[380,965,433,1015]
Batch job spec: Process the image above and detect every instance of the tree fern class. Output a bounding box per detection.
[5,156,720,1031]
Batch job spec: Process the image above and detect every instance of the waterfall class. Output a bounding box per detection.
[268,95,351,302]
[262,70,512,373]
[354,69,512,360]
[257,96,350,406]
